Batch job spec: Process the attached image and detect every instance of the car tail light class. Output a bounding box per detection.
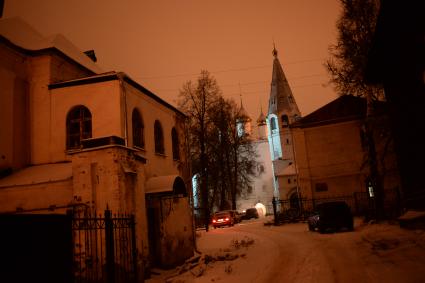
[225,218,229,221]
[212,219,216,223]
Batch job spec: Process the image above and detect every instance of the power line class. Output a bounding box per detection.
[223,83,325,97]
[155,74,328,92]
[219,73,327,88]
[133,58,324,80]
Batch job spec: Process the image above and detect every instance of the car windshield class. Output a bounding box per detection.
[214,212,230,218]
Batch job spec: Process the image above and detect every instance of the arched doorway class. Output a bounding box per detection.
[289,191,300,210]
[255,203,267,217]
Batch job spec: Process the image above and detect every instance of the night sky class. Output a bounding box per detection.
[4,0,341,119]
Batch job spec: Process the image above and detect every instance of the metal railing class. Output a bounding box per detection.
[72,209,138,283]
[272,189,402,224]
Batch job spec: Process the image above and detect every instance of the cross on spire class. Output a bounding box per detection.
[272,41,278,58]
[239,82,244,108]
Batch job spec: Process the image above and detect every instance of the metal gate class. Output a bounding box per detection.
[72,209,138,283]
[272,189,401,224]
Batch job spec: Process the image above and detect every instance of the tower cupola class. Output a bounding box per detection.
[236,98,252,137]
[257,105,267,139]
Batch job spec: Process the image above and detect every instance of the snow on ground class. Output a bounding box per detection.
[146,216,425,283]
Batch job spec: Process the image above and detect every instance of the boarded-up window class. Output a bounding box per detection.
[66,105,92,149]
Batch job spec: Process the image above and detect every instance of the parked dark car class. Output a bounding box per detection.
[242,208,259,220]
[211,211,235,228]
[307,201,354,233]
[229,210,243,223]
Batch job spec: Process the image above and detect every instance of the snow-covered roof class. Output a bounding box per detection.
[145,175,181,194]
[49,71,187,117]
[0,162,73,188]
[398,210,425,220]
[276,163,297,176]
[0,17,102,73]
[257,110,266,125]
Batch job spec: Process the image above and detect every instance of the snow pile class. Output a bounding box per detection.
[356,222,425,282]
[0,17,102,73]
[146,230,262,283]
[169,234,256,282]
[360,221,425,251]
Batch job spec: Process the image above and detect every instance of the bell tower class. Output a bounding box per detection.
[266,44,301,198]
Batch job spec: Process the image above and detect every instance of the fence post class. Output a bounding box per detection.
[272,197,278,226]
[354,192,359,215]
[130,214,139,283]
[105,209,115,283]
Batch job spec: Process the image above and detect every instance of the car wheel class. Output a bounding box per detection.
[213,226,217,229]
[318,224,326,234]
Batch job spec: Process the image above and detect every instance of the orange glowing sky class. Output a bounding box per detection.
[4,0,341,120]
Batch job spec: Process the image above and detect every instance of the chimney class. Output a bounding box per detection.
[84,50,97,62]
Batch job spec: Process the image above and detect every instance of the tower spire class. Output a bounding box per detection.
[257,100,266,126]
[268,43,301,117]
[272,41,278,58]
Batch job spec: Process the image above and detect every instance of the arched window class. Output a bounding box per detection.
[281,114,289,126]
[66,105,92,149]
[132,109,144,148]
[270,117,277,130]
[154,120,164,154]
[289,192,300,209]
[171,127,180,160]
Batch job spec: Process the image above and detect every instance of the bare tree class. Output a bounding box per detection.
[179,70,259,228]
[326,0,383,100]
[209,98,258,210]
[326,0,388,219]
[178,70,220,231]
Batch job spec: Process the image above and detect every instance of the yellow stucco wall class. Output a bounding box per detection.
[293,120,366,199]
[123,82,184,179]
[50,80,122,162]
[0,180,73,213]
[0,44,30,171]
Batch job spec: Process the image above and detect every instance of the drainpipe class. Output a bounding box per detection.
[118,75,129,147]
[289,125,302,212]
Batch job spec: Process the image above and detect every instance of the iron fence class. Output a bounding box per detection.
[72,209,138,283]
[272,189,401,224]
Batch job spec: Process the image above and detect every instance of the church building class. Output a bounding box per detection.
[266,46,302,203]
[234,100,274,216]
[0,17,195,274]
[233,46,303,215]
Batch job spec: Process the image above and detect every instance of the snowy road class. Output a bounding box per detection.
[148,218,425,283]
[232,219,372,283]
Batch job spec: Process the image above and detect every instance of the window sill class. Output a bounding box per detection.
[65,148,82,154]
[134,146,146,152]
[155,152,167,158]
